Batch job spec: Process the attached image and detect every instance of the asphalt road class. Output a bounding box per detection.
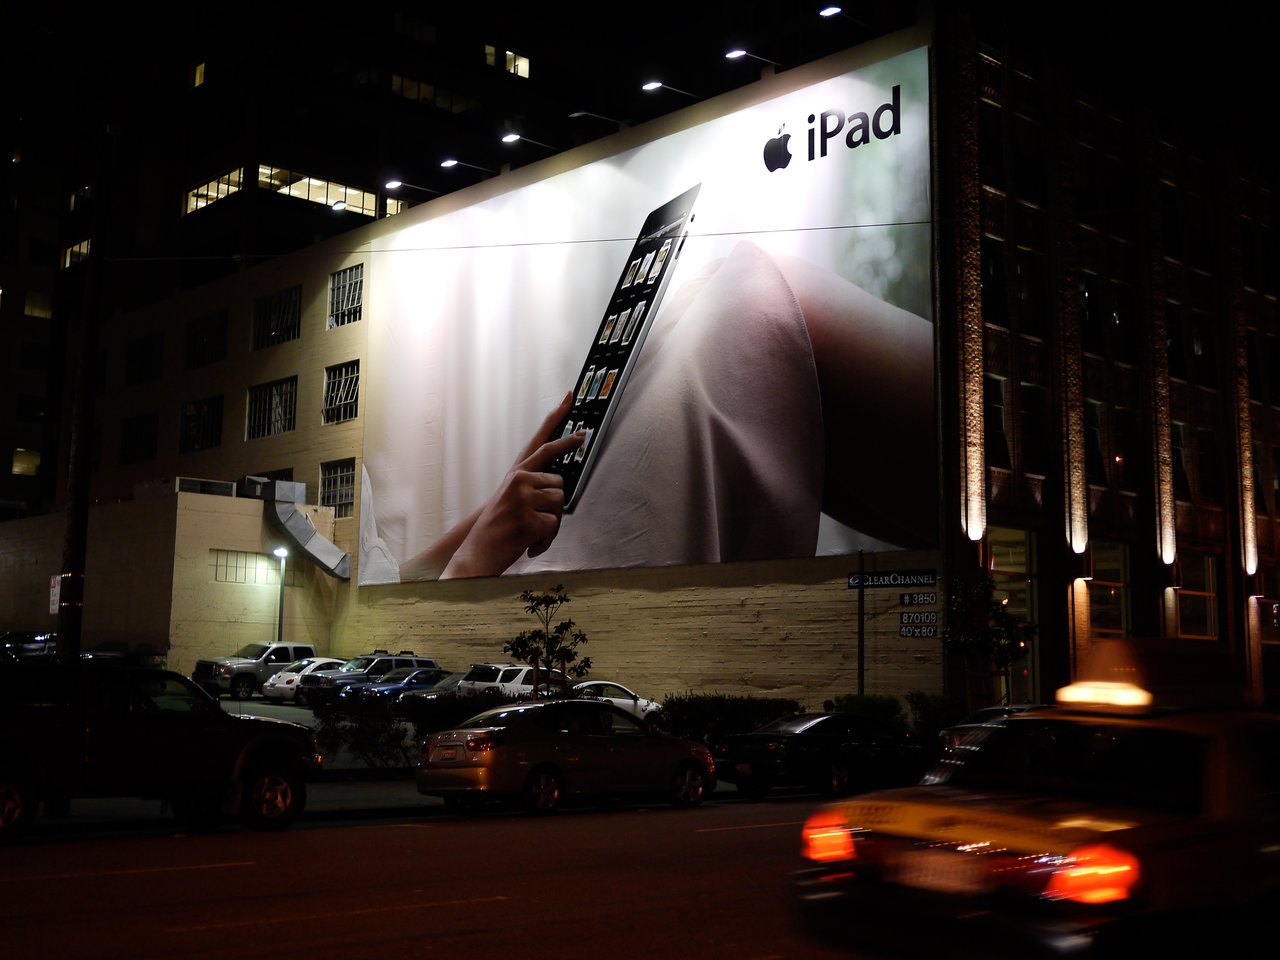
[0,788,862,960]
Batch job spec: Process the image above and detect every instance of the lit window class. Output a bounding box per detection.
[257,166,376,217]
[328,264,364,328]
[385,196,406,217]
[322,360,360,424]
[320,458,356,518]
[193,62,205,87]
[185,168,242,215]
[24,290,52,319]
[247,377,297,440]
[1176,552,1217,639]
[61,239,90,269]
[11,448,40,476]
[1086,541,1130,639]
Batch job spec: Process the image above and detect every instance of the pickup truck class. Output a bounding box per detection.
[0,658,322,839]
[192,641,317,700]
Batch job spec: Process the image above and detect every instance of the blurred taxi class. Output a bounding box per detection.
[793,681,1280,957]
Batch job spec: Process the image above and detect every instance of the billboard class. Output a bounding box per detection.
[360,45,934,585]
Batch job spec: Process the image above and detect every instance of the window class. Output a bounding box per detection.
[1087,541,1129,638]
[23,290,52,319]
[1084,400,1107,484]
[258,166,377,217]
[252,286,302,350]
[1166,301,1187,380]
[11,448,40,477]
[184,311,227,369]
[193,62,205,87]
[320,458,356,518]
[1113,408,1140,490]
[1176,552,1217,639]
[1171,422,1192,499]
[120,411,159,465]
[981,236,1009,328]
[986,525,1038,703]
[1013,247,1046,338]
[1080,274,1104,355]
[61,239,90,269]
[328,264,364,328]
[185,168,242,215]
[212,550,282,585]
[179,396,224,453]
[123,331,163,385]
[322,360,360,424]
[984,374,1011,469]
[246,377,297,439]
[1018,383,1050,475]
[486,44,530,77]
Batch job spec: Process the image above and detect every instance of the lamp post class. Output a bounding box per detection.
[273,546,288,645]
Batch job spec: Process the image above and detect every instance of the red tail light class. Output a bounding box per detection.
[1045,844,1139,904]
[801,809,857,863]
[466,734,503,752]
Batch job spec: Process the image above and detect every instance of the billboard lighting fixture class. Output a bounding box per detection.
[725,49,781,67]
[384,180,441,195]
[500,133,560,151]
[570,110,624,124]
[440,159,497,174]
[641,81,700,99]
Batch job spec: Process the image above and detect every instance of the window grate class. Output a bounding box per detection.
[246,377,297,439]
[180,396,224,453]
[322,360,360,423]
[320,458,356,518]
[251,286,302,350]
[328,264,364,328]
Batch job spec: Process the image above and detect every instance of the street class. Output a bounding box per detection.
[0,784,862,960]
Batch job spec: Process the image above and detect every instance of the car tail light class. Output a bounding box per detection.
[466,734,503,752]
[1044,844,1139,904]
[800,809,857,863]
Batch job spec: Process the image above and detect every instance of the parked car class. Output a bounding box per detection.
[0,658,322,838]
[416,699,716,813]
[936,701,1048,756]
[713,711,930,798]
[570,680,662,720]
[334,666,453,704]
[455,663,563,698]
[793,682,1280,957]
[297,650,440,707]
[261,657,345,703]
[192,641,317,701]
[396,671,467,704]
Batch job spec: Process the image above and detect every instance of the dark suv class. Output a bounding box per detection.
[0,658,322,839]
[297,650,440,707]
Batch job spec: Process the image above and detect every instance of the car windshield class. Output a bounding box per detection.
[340,657,375,672]
[379,668,416,682]
[283,658,317,672]
[232,643,271,659]
[938,718,1204,815]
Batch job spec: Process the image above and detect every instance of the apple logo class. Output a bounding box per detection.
[762,124,792,172]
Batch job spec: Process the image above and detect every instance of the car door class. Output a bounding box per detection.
[595,703,672,795]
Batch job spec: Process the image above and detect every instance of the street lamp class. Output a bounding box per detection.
[384,179,441,195]
[499,132,560,151]
[439,158,496,174]
[273,546,288,645]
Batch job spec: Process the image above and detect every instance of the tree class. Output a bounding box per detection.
[503,585,592,697]
[942,574,1035,710]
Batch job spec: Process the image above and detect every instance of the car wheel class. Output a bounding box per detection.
[0,775,33,839]
[522,766,563,814]
[230,675,255,701]
[670,762,708,807]
[240,765,305,830]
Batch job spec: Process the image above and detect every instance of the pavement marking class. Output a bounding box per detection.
[0,861,257,883]
[166,895,509,932]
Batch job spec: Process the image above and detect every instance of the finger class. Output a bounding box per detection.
[520,430,585,471]
[516,392,576,462]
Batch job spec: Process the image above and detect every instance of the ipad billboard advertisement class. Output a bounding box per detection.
[360,45,933,584]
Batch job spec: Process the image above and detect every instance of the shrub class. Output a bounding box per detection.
[830,693,909,735]
[658,692,801,746]
[904,689,966,742]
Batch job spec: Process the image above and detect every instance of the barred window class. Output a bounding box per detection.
[246,377,297,439]
[323,360,360,423]
[328,264,364,328]
[179,395,224,453]
[251,286,302,350]
[212,549,283,585]
[320,458,356,518]
[185,311,227,369]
